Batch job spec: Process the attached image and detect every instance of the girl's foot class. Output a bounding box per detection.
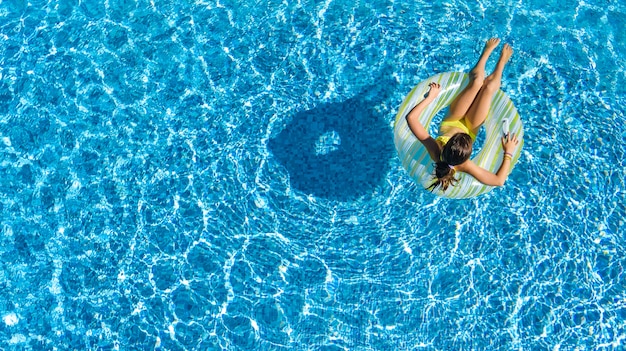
[485,44,513,84]
[484,44,513,90]
[497,43,513,66]
[484,38,501,54]
[469,38,500,84]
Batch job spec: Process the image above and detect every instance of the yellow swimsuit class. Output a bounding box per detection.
[436,119,477,145]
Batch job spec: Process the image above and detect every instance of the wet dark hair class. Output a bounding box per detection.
[427,133,473,192]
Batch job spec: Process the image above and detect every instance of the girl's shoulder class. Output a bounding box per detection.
[454,159,476,173]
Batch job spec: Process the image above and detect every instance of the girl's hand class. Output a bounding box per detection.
[423,82,441,100]
[501,133,519,154]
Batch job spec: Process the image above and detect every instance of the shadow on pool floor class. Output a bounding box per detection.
[268,77,397,201]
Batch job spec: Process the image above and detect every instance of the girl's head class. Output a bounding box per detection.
[428,133,473,192]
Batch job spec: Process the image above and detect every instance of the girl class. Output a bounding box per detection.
[405,38,520,192]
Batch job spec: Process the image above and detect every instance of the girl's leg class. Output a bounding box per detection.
[464,43,513,132]
[444,38,500,121]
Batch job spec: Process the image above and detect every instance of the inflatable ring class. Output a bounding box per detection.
[394,72,523,199]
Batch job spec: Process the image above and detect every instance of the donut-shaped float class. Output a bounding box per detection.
[394,72,523,199]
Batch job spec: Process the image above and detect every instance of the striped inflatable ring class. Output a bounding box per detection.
[394,72,523,199]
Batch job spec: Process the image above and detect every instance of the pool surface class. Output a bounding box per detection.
[0,0,625,350]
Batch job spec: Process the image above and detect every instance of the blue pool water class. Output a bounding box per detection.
[0,0,625,350]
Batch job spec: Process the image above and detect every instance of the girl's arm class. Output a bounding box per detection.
[457,133,519,186]
[406,83,441,161]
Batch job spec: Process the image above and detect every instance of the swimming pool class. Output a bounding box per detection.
[0,0,624,349]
